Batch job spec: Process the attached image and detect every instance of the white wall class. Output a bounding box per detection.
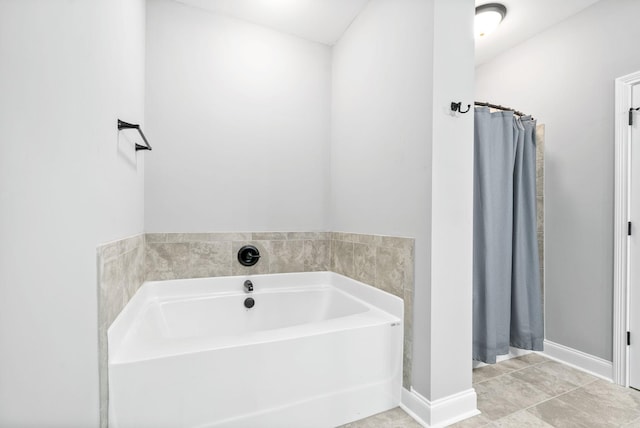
[0,0,476,424]
[476,0,640,361]
[330,0,433,240]
[97,0,146,243]
[147,0,476,414]
[0,0,145,425]
[145,0,331,232]
[427,0,475,402]
[331,0,475,409]
[330,0,433,396]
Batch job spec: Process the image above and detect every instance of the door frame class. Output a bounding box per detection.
[613,70,640,386]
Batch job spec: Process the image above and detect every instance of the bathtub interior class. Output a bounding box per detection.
[108,272,404,428]
[110,272,402,362]
[150,286,369,339]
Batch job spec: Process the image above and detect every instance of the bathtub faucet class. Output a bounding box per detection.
[244,280,253,293]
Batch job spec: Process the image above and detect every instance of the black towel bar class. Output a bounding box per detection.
[117,119,152,151]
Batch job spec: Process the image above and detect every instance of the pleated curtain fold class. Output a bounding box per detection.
[473,107,544,364]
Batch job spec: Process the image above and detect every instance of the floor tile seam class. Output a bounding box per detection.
[514,383,612,427]
[578,378,601,389]
[476,384,539,419]
[518,356,549,365]
[509,364,599,390]
[474,356,543,369]
[501,371,557,404]
[557,381,640,425]
[507,382,591,415]
[488,410,547,428]
[473,372,510,385]
[488,392,557,419]
[514,379,640,414]
[519,405,593,428]
[472,359,549,385]
[552,377,600,397]
[498,359,547,375]
[475,360,602,427]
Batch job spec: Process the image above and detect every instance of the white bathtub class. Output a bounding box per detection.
[108,272,403,428]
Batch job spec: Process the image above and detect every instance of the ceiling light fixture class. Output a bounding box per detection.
[475,3,507,38]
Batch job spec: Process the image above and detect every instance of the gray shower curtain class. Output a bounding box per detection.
[473,107,543,364]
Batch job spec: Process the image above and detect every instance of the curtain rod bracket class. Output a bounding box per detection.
[451,102,471,114]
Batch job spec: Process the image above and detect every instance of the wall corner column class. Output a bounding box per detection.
[402,0,477,425]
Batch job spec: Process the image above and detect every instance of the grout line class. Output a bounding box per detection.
[475,358,605,426]
[473,358,549,385]
[474,369,640,427]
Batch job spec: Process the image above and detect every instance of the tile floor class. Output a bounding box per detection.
[342,353,640,427]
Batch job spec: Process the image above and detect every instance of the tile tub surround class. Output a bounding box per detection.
[97,231,414,425]
[144,231,415,389]
[536,124,545,303]
[330,232,415,389]
[145,232,332,279]
[96,234,145,428]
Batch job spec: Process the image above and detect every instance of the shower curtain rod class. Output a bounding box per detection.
[474,101,530,118]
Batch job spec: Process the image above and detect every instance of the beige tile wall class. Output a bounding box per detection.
[536,125,545,302]
[97,231,415,426]
[97,234,145,428]
[145,232,331,279]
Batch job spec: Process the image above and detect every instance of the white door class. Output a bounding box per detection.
[628,82,640,389]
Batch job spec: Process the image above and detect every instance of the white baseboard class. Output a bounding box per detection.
[400,387,479,428]
[542,340,613,381]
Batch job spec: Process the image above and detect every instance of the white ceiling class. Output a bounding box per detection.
[475,0,601,65]
[173,0,601,61]
[174,0,369,45]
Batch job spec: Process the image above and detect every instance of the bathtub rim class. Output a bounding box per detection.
[108,271,404,364]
